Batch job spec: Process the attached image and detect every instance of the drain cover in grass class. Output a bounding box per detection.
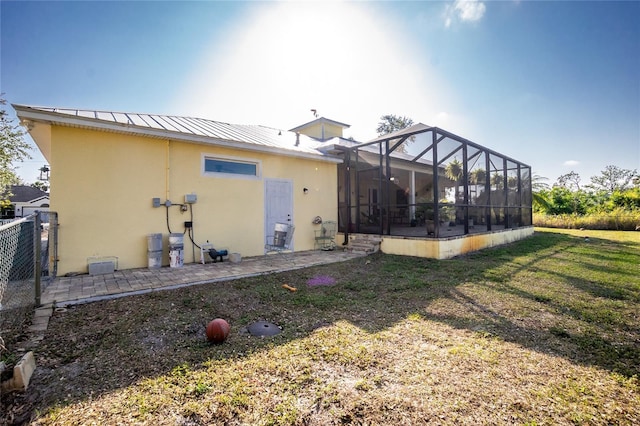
[247,321,282,337]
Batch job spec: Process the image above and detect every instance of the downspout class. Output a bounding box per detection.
[165,140,170,200]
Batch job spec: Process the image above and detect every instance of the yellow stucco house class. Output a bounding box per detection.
[14,105,346,275]
[14,104,534,276]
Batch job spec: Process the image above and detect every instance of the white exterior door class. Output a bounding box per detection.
[264,178,293,248]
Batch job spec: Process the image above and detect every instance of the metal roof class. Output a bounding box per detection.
[362,122,530,169]
[13,105,342,163]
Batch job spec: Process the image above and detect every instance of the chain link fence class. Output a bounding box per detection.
[0,211,57,356]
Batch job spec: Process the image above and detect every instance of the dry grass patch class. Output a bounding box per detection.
[2,228,639,425]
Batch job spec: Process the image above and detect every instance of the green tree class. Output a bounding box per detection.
[556,171,582,191]
[1,98,31,201]
[547,186,582,215]
[546,186,597,215]
[588,165,638,193]
[32,181,49,193]
[376,114,414,153]
[609,188,640,211]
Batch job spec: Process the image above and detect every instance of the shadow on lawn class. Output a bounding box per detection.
[8,230,640,422]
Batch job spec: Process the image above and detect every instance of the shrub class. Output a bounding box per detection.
[534,209,640,230]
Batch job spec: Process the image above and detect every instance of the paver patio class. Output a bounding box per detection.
[41,249,365,308]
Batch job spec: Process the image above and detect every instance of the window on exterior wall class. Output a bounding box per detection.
[203,156,260,178]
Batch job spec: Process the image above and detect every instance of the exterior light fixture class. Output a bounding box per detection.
[39,165,50,181]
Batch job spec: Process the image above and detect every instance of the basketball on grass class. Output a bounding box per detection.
[206,318,230,343]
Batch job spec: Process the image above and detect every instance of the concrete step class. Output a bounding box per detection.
[347,247,377,254]
[346,235,382,255]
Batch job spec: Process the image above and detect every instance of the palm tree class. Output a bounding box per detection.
[531,173,550,192]
[445,159,463,202]
[491,172,504,190]
[531,173,551,212]
[470,168,486,185]
[468,168,486,203]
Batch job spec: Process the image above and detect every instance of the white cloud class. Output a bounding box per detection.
[174,2,462,142]
[563,160,580,167]
[434,111,450,124]
[445,0,486,28]
[456,0,486,22]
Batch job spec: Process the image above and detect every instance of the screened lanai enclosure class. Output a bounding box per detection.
[336,124,532,239]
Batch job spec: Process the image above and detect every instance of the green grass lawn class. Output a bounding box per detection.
[3,228,639,425]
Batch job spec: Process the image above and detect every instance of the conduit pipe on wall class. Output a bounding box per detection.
[165,140,170,200]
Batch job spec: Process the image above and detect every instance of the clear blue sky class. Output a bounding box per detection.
[2,0,639,186]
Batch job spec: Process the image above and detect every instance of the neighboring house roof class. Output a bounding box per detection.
[13,105,344,164]
[8,185,49,203]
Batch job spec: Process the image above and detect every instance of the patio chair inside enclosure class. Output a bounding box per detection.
[314,220,337,250]
[265,223,295,255]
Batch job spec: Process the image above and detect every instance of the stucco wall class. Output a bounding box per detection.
[50,126,338,274]
[342,226,535,260]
